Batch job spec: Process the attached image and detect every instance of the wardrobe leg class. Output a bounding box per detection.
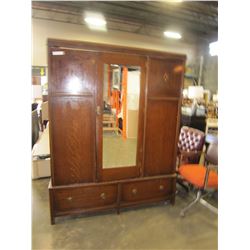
[50,216,55,225]
[170,196,175,206]
[117,207,120,215]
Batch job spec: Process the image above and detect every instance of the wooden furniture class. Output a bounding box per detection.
[48,39,186,224]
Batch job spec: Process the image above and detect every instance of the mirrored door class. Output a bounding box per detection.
[102,63,141,169]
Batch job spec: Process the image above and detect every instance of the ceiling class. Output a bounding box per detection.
[32,1,218,44]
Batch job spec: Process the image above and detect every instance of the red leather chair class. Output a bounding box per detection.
[176,126,205,192]
[179,142,218,217]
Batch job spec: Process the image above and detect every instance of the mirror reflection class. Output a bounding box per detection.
[103,64,141,168]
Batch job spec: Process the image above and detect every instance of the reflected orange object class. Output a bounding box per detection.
[107,65,111,99]
[122,67,128,139]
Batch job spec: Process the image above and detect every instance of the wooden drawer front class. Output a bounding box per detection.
[121,178,173,203]
[53,184,117,212]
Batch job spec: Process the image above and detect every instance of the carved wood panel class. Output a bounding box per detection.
[147,57,184,97]
[49,49,97,94]
[50,96,96,185]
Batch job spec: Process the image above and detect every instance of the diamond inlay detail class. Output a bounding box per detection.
[163,72,169,82]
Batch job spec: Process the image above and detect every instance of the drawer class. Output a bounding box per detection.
[121,178,174,203]
[53,184,117,212]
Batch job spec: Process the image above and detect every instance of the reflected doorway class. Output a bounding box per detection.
[102,64,141,169]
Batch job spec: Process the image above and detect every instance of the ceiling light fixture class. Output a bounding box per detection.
[164,31,182,39]
[168,0,183,2]
[84,12,107,31]
[84,17,106,27]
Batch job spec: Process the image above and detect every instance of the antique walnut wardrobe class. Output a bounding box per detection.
[48,39,186,224]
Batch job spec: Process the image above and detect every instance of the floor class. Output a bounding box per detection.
[32,178,218,250]
[103,133,137,168]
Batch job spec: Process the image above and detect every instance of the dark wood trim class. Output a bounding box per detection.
[92,53,99,183]
[95,53,103,182]
[147,96,179,101]
[50,92,93,97]
[141,57,149,177]
[117,183,121,214]
[53,194,173,218]
[136,59,146,177]
[100,167,140,182]
[48,47,56,187]
[48,38,186,61]
[50,174,176,189]
[120,194,174,208]
[54,205,117,217]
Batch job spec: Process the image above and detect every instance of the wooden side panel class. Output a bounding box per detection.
[50,97,96,185]
[144,99,179,175]
[49,49,97,94]
[48,49,98,185]
[143,57,184,176]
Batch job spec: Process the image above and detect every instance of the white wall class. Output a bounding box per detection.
[32,18,198,66]
[197,43,218,94]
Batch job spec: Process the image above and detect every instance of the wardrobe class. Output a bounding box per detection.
[48,39,186,224]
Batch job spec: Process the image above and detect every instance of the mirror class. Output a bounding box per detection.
[102,64,141,169]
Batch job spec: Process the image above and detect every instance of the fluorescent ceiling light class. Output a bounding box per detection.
[84,12,107,31]
[168,0,183,2]
[85,17,106,27]
[164,31,182,39]
[209,41,218,56]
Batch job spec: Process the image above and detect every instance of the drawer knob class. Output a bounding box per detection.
[67,196,73,201]
[132,188,137,195]
[100,193,106,200]
[159,185,164,190]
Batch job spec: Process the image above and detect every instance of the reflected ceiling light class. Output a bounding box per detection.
[209,41,218,56]
[84,12,107,31]
[67,76,82,94]
[164,31,182,39]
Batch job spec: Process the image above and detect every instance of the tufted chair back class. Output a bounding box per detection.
[177,126,205,165]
